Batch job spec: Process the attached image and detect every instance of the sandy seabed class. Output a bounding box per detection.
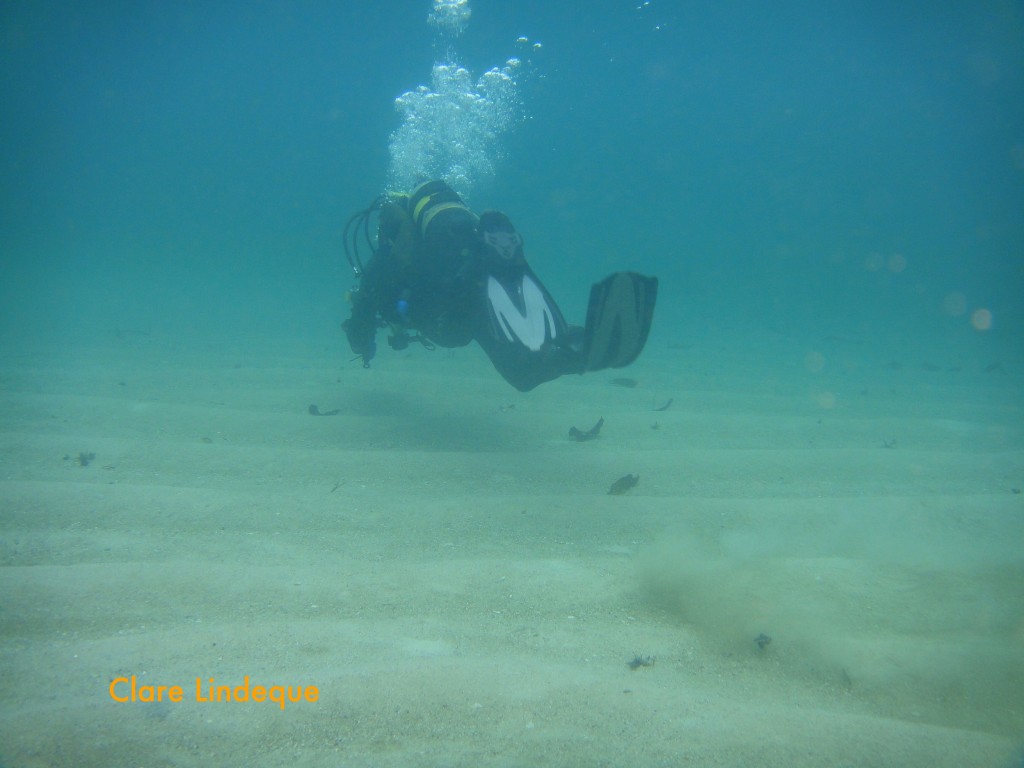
[1,329,1022,768]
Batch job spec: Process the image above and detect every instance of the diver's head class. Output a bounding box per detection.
[375,197,418,266]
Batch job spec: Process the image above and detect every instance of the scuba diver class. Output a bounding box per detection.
[342,180,657,392]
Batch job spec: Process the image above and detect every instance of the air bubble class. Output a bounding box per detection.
[386,1,535,201]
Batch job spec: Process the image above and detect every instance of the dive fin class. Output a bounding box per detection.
[474,268,581,392]
[474,268,657,391]
[581,272,658,372]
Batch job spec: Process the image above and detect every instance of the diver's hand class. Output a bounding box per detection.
[342,318,376,367]
[359,339,376,368]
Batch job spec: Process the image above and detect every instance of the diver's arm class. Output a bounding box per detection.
[343,293,377,364]
[343,257,386,365]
